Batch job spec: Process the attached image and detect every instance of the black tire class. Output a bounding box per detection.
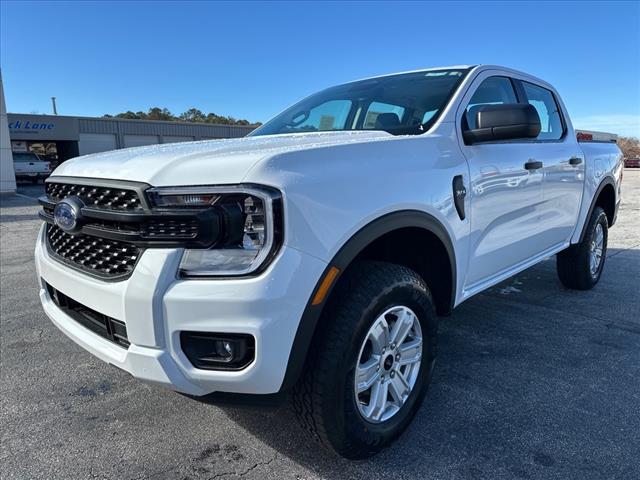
[292,261,438,459]
[556,206,608,290]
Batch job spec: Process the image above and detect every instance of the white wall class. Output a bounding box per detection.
[79,133,117,156]
[162,136,194,143]
[124,135,159,148]
[0,70,17,193]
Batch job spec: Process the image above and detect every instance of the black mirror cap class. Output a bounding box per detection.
[463,103,541,144]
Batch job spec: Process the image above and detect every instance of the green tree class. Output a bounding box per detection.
[115,110,141,120]
[104,107,261,127]
[179,108,206,123]
[147,107,174,121]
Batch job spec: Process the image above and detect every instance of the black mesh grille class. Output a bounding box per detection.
[141,219,199,238]
[46,182,143,211]
[47,225,141,278]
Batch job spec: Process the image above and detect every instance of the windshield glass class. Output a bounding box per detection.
[250,69,469,137]
[12,153,42,162]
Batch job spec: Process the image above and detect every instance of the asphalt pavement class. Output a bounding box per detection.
[1,173,639,480]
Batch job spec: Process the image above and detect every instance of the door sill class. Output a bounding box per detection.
[461,242,569,303]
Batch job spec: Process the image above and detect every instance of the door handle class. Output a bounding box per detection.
[524,160,543,170]
[569,157,583,166]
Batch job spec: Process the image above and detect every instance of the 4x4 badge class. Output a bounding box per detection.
[452,175,466,220]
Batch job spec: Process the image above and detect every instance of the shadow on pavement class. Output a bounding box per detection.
[0,194,40,209]
[205,250,640,478]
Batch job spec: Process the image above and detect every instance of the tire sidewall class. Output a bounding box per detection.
[334,280,437,451]
[587,208,608,283]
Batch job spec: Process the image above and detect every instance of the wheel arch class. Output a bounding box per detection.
[279,210,457,391]
[579,177,617,242]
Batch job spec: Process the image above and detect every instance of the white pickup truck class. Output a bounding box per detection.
[13,152,51,183]
[35,65,622,458]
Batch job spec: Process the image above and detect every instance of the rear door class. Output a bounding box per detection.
[515,80,584,244]
[456,74,546,288]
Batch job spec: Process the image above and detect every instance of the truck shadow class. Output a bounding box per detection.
[211,248,640,478]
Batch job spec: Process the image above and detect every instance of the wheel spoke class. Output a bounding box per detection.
[356,357,380,393]
[368,318,389,354]
[367,380,389,421]
[389,308,414,346]
[398,338,422,366]
[388,372,410,404]
[595,225,604,247]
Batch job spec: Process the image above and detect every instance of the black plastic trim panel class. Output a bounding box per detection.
[46,282,130,348]
[278,210,457,392]
[578,177,617,242]
[39,195,221,248]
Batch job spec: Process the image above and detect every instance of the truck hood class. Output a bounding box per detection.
[52,131,392,186]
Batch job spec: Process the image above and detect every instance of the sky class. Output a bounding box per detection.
[1,0,639,137]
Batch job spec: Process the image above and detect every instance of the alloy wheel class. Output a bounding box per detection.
[354,306,423,423]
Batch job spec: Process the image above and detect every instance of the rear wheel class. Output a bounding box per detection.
[293,261,438,459]
[557,206,608,290]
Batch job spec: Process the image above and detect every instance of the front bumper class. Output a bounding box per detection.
[35,225,326,395]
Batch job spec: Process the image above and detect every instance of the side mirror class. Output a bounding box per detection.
[463,103,541,144]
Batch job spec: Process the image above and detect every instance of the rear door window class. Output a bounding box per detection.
[520,81,564,140]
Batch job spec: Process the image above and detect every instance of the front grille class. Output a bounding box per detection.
[47,224,141,279]
[46,283,129,348]
[141,219,199,238]
[41,179,219,280]
[46,182,143,211]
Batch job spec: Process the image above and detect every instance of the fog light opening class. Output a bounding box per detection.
[180,332,255,371]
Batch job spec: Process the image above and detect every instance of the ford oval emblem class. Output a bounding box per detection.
[53,198,83,232]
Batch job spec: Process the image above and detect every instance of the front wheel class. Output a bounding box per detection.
[293,261,438,459]
[557,206,608,290]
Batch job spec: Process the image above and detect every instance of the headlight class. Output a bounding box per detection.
[147,185,282,277]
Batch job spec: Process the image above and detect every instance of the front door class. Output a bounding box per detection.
[458,75,547,289]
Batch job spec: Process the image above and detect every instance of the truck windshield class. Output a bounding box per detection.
[13,153,42,162]
[250,69,469,137]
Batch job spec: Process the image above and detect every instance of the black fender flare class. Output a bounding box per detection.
[578,177,616,243]
[279,210,457,392]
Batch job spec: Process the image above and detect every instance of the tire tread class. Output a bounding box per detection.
[292,261,435,458]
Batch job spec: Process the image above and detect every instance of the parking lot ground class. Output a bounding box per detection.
[1,172,639,480]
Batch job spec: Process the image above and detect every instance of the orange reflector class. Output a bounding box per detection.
[312,266,340,306]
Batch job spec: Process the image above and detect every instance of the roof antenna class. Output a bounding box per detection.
[51,97,58,115]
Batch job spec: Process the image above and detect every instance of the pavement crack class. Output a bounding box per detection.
[207,453,278,479]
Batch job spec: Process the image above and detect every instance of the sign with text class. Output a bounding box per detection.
[7,114,79,141]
